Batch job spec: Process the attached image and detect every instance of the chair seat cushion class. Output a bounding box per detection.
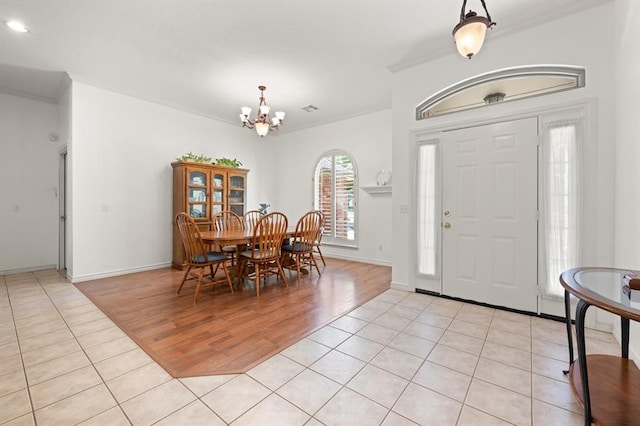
[222,245,239,253]
[240,249,277,260]
[192,251,227,264]
[282,242,313,253]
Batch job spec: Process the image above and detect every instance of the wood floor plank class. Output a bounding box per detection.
[74,259,390,377]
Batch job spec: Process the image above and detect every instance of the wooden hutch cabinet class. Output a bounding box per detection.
[171,161,249,269]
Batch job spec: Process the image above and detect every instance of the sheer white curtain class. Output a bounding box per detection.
[417,143,438,276]
[540,115,583,298]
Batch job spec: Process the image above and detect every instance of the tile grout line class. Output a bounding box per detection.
[4,273,39,425]
[30,272,136,425]
[2,274,601,425]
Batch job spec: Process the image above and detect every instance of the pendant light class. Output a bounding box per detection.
[453,0,496,59]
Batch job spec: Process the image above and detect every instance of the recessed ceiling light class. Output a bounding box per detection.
[6,20,29,33]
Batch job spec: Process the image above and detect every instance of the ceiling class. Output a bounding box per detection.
[0,0,608,134]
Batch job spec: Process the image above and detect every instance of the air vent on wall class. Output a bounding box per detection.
[301,105,319,112]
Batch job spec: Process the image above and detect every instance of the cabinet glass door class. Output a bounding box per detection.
[189,171,207,186]
[189,204,206,218]
[228,172,245,216]
[230,205,244,216]
[212,173,225,213]
[228,189,244,205]
[213,173,224,188]
[188,170,209,220]
[189,188,207,202]
[229,175,245,190]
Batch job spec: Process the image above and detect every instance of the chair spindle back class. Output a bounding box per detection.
[251,212,288,259]
[213,210,244,231]
[175,212,207,263]
[243,210,264,231]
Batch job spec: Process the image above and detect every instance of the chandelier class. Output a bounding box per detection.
[452,0,496,59]
[239,85,285,137]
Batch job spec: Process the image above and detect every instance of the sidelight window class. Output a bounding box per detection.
[416,143,439,277]
[540,113,584,298]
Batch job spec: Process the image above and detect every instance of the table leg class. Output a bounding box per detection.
[621,316,630,359]
[575,299,592,426]
[563,290,574,375]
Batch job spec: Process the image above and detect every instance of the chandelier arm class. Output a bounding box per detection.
[459,0,468,22]
[480,0,496,26]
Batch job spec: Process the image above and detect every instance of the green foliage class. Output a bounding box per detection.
[176,152,212,163]
[215,157,243,167]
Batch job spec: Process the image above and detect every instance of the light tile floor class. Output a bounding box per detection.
[0,270,622,425]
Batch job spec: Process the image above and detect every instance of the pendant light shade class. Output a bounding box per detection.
[255,122,269,137]
[453,0,496,59]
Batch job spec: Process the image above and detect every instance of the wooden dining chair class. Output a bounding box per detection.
[237,212,288,296]
[213,210,244,266]
[312,210,327,266]
[175,212,233,303]
[243,210,264,231]
[281,211,323,283]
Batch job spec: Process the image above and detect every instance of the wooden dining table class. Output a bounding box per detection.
[198,227,302,285]
[199,227,297,247]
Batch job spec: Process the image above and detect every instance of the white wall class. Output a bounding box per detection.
[5,79,390,280]
[69,82,275,281]
[274,110,393,265]
[614,0,640,364]
[0,93,60,273]
[391,4,616,291]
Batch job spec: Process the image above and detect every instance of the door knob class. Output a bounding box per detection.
[444,222,451,229]
[444,211,451,217]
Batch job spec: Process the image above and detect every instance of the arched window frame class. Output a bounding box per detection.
[415,65,586,119]
[313,150,358,248]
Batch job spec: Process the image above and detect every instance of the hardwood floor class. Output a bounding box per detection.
[74,259,391,378]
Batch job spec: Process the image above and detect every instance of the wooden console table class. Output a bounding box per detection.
[560,267,640,426]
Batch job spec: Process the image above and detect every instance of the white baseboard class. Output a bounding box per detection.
[70,262,172,283]
[28,255,390,283]
[0,264,58,276]
[322,254,391,267]
[390,281,410,292]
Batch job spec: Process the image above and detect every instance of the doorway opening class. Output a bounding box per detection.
[58,149,67,276]
[413,106,588,317]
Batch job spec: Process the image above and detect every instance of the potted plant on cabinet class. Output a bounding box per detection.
[175,152,212,163]
[214,157,243,167]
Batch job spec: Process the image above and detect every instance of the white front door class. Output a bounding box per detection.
[441,117,538,312]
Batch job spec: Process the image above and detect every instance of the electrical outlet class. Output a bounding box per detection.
[101,204,109,212]
[400,204,409,213]
[12,205,20,212]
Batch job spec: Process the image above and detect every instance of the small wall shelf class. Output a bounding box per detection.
[361,185,392,194]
